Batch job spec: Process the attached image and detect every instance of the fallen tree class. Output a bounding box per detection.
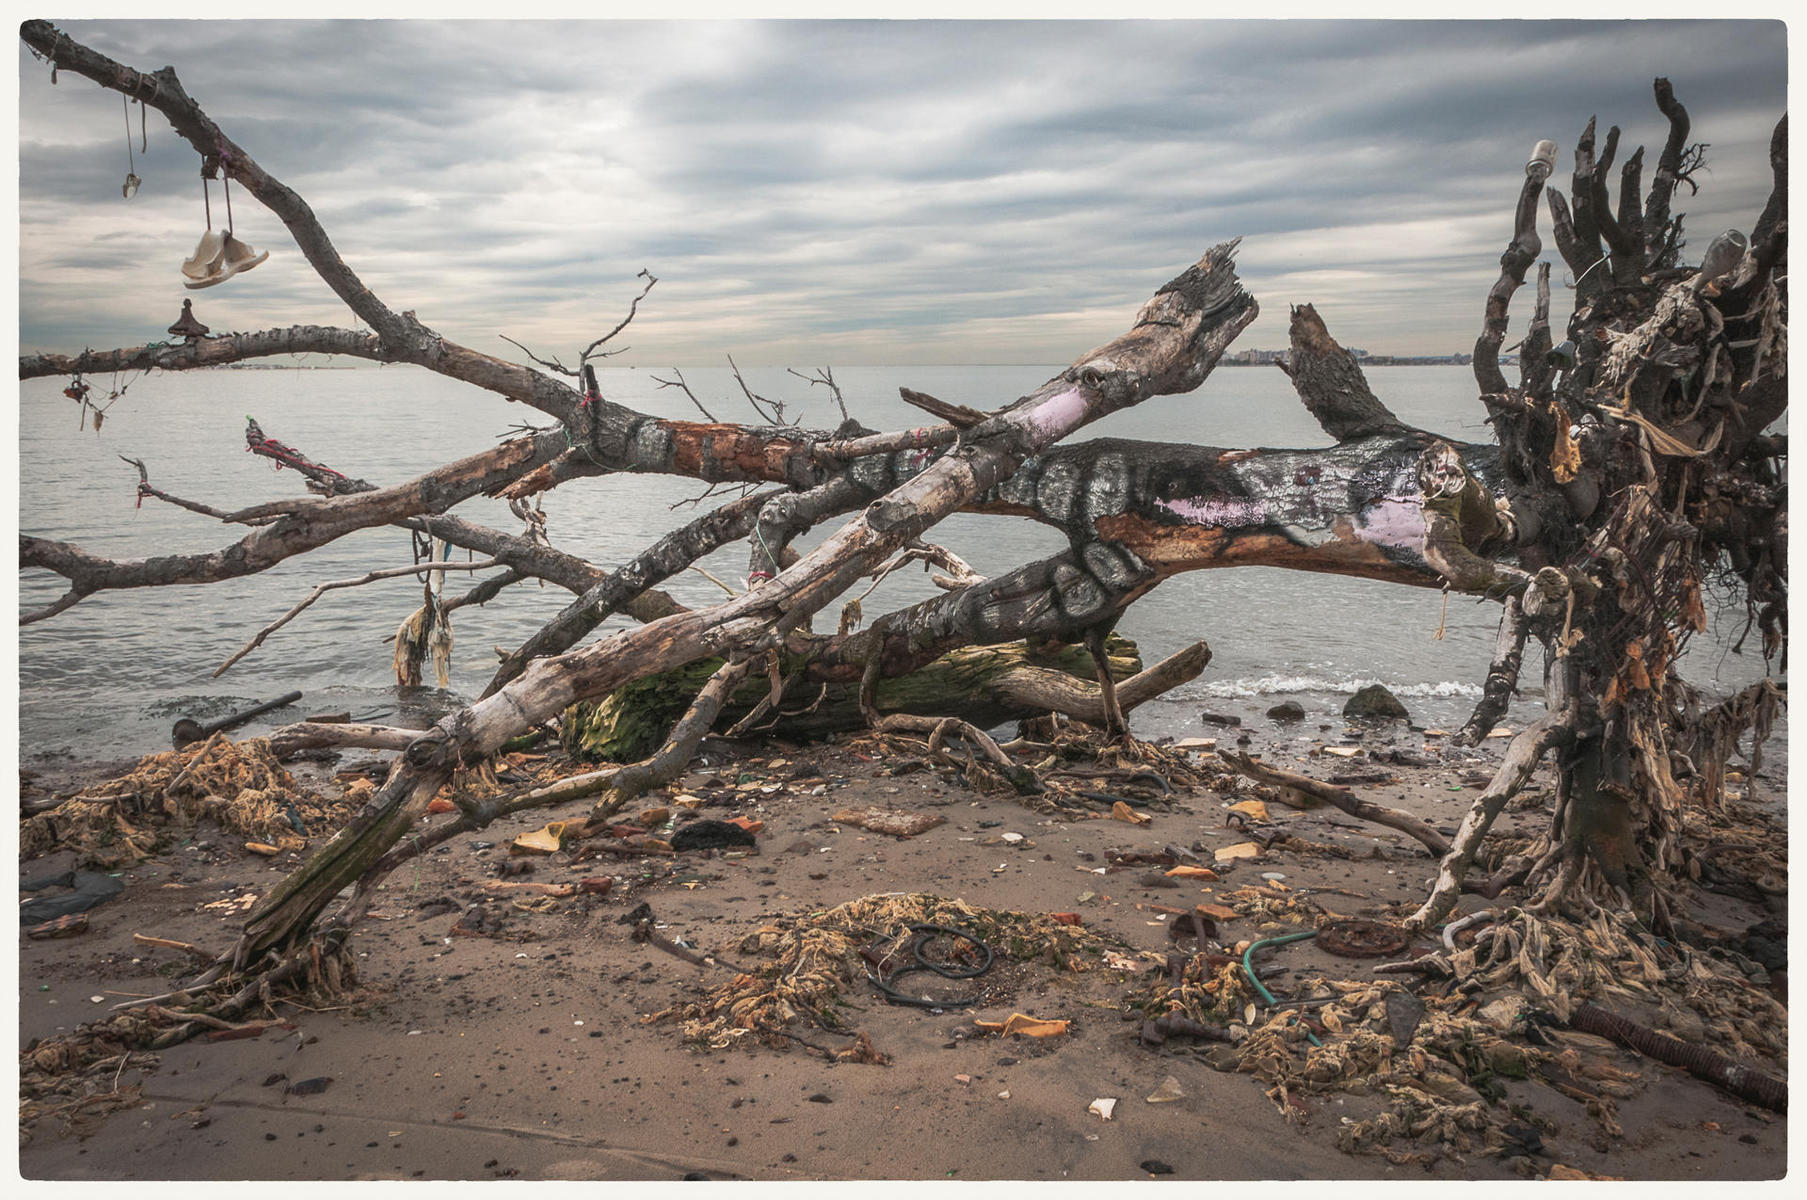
[17,22,1784,1037]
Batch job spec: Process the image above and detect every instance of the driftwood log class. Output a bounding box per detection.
[17,19,1785,1008]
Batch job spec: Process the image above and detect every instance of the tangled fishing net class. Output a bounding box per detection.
[653,892,1114,1052]
[19,737,347,867]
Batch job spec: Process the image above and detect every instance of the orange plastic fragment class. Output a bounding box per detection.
[1164,865,1218,880]
[1049,912,1084,926]
[427,797,457,814]
[1110,801,1150,825]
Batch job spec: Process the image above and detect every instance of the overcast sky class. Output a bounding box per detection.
[15,18,1788,365]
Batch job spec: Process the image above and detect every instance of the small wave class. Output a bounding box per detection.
[1188,674,1483,699]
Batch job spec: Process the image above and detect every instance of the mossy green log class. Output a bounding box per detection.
[562,635,1143,762]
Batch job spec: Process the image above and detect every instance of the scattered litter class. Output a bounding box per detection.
[1485,727,1512,739]
[1548,1165,1624,1181]
[22,736,336,867]
[1314,919,1411,959]
[655,894,1105,1051]
[1164,865,1217,880]
[670,820,757,852]
[19,870,125,925]
[1145,1076,1186,1104]
[1214,842,1261,863]
[1088,1098,1118,1120]
[1227,799,1270,822]
[244,842,280,857]
[26,914,90,940]
[510,822,566,856]
[1049,912,1084,926]
[831,806,945,838]
[973,1014,1070,1038]
[480,881,574,898]
[1110,801,1150,825]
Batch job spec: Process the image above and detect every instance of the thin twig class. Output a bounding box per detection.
[216,558,501,677]
[497,335,575,378]
[651,367,719,422]
[580,269,657,362]
[787,365,850,423]
[691,566,741,597]
[727,353,786,425]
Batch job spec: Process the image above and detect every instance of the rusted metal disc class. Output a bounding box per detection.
[1315,918,1411,959]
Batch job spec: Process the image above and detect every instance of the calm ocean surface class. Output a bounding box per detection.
[15,363,1782,764]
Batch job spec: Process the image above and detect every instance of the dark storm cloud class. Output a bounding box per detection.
[17,18,1787,364]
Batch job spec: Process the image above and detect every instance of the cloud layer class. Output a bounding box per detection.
[17,19,1787,364]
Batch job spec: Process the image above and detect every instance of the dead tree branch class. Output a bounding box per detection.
[215,558,502,677]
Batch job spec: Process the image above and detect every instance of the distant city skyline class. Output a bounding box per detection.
[17,19,1787,368]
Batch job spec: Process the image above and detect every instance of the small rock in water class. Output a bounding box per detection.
[1266,701,1305,721]
[1343,683,1410,720]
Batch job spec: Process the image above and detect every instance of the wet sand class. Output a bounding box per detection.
[17,723,1788,1181]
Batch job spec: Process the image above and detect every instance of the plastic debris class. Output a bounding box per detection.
[26,914,90,940]
[1088,1098,1118,1120]
[670,820,756,852]
[973,1013,1070,1038]
[510,821,566,855]
[1145,1076,1186,1103]
[831,806,945,838]
[1214,842,1261,862]
[1111,801,1150,825]
[1227,799,1270,821]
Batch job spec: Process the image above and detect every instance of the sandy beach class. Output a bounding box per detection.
[17,719,1787,1181]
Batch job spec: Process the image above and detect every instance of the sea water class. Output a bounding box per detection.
[15,363,1782,764]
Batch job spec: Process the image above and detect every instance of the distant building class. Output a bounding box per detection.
[1219,348,1474,366]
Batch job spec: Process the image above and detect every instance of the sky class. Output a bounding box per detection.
[13,17,1790,366]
